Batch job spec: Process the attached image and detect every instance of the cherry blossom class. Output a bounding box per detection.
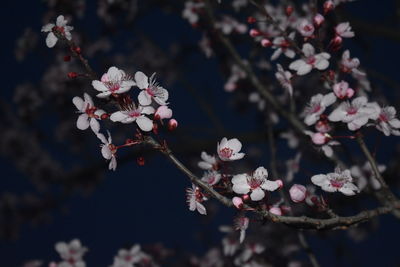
[375,106,400,136]
[289,43,330,75]
[41,15,73,48]
[186,184,207,215]
[224,64,247,92]
[303,93,336,125]
[341,50,365,75]
[270,33,296,60]
[328,96,380,130]
[55,239,87,267]
[234,216,249,243]
[231,167,282,201]
[222,237,239,256]
[234,242,265,265]
[198,151,218,170]
[332,80,355,99]
[285,153,301,182]
[351,162,386,190]
[289,184,307,203]
[201,170,222,186]
[110,103,155,132]
[92,67,135,98]
[305,131,340,158]
[232,197,243,209]
[335,22,354,38]
[134,72,169,106]
[311,168,359,195]
[217,137,245,161]
[215,16,247,35]
[96,131,117,171]
[182,1,204,25]
[275,64,293,96]
[110,245,150,267]
[297,19,315,37]
[72,93,105,133]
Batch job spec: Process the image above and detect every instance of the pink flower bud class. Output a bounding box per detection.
[168,119,178,131]
[312,132,329,145]
[315,120,331,133]
[285,6,294,17]
[313,14,325,27]
[249,29,261,37]
[329,36,342,51]
[67,72,78,78]
[242,194,250,201]
[247,16,256,24]
[232,197,243,209]
[289,184,307,203]
[261,38,272,47]
[323,0,334,14]
[269,206,282,216]
[155,105,173,120]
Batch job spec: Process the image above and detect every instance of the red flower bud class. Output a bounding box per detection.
[247,16,256,24]
[285,6,294,17]
[67,72,78,78]
[63,55,71,62]
[168,119,178,131]
[137,157,145,166]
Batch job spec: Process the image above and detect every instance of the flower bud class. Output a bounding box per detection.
[315,120,331,133]
[312,132,329,145]
[285,6,294,17]
[323,0,334,14]
[63,55,71,62]
[67,72,78,78]
[269,206,282,216]
[247,16,256,24]
[313,14,325,27]
[137,157,145,166]
[168,119,178,131]
[232,197,243,209]
[249,29,261,37]
[260,38,272,47]
[289,184,307,203]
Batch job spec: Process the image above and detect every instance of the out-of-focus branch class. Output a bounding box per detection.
[356,134,400,218]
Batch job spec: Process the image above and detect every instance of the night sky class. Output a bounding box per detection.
[1,0,400,266]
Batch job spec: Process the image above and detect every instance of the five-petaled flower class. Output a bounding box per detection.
[275,64,293,96]
[92,66,135,98]
[201,170,222,186]
[72,93,105,133]
[41,15,73,48]
[186,184,207,215]
[311,168,359,195]
[328,96,380,130]
[198,151,218,170]
[96,131,117,171]
[217,137,245,161]
[135,72,169,106]
[375,106,400,136]
[289,43,330,75]
[303,93,336,125]
[110,103,155,132]
[231,167,282,201]
[55,239,87,266]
